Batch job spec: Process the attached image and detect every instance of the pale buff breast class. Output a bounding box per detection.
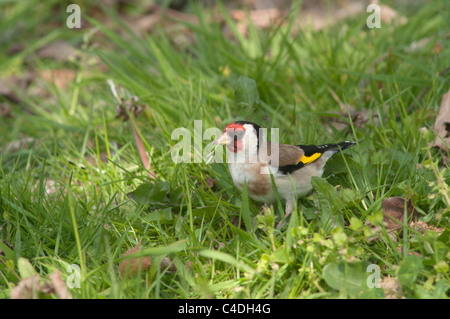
[228,162,275,203]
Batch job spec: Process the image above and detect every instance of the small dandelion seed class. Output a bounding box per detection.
[205,150,215,164]
[205,144,220,164]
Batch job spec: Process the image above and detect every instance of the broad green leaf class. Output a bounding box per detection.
[234,75,260,108]
[229,223,263,248]
[121,239,188,260]
[142,208,173,222]
[192,206,217,217]
[0,241,15,261]
[311,177,344,230]
[128,181,170,205]
[323,260,373,296]
[18,257,37,279]
[197,249,255,275]
[397,255,423,287]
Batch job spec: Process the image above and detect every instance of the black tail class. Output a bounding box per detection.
[336,141,356,152]
[297,141,356,157]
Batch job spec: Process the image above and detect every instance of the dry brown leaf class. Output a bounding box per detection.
[119,243,152,278]
[49,270,72,299]
[231,8,282,34]
[433,42,443,54]
[122,4,198,37]
[36,41,77,61]
[367,197,420,242]
[130,120,151,171]
[381,197,420,231]
[433,90,450,153]
[410,220,444,235]
[119,243,177,277]
[40,69,76,91]
[380,4,407,25]
[295,2,366,32]
[10,275,42,299]
[111,83,156,178]
[10,270,72,299]
[381,276,403,299]
[160,257,177,273]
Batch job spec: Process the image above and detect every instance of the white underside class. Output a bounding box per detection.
[228,149,336,204]
[228,162,324,204]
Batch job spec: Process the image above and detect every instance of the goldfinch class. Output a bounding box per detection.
[213,121,355,222]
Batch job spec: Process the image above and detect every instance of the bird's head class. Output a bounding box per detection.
[213,121,262,155]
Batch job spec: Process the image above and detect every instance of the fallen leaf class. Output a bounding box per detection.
[381,197,420,231]
[366,197,420,242]
[380,4,407,25]
[40,68,76,91]
[48,270,72,299]
[10,275,42,299]
[119,243,177,277]
[160,257,177,273]
[130,119,153,174]
[380,276,403,299]
[109,80,156,178]
[294,2,366,32]
[410,220,444,235]
[10,270,72,299]
[119,243,152,278]
[433,90,450,153]
[36,41,78,61]
[231,8,282,35]
[432,42,443,54]
[121,4,198,38]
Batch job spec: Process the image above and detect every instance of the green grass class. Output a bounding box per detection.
[0,0,449,299]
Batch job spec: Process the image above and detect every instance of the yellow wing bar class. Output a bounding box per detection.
[299,152,321,165]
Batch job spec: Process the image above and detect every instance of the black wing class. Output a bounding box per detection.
[277,141,355,175]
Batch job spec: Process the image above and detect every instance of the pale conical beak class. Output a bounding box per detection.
[213,133,232,145]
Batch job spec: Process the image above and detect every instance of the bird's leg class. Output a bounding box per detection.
[311,190,336,228]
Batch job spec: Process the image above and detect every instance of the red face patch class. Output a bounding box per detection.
[224,122,246,132]
[224,122,246,153]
